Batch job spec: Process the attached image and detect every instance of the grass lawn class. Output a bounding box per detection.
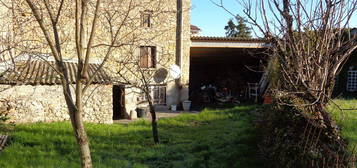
[328,99,357,152]
[0,105,263,168]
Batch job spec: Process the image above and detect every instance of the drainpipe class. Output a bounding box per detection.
[175,0,183,107]
[176,0,183,66]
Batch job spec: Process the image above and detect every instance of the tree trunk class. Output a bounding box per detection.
[148,101,159,144]
[62,81,92,168]
[74,82,92,168]
[72,111,92,168]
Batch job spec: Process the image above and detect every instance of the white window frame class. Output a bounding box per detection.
[138,85,166,105]
[347,70,357,92]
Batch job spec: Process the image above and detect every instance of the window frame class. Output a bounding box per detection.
[141,10,153,28]
[347,70,357,92]
[139,46,157,69]
[137,85,167,105]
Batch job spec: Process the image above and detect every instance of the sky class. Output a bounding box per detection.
[191,0,357,37]
[191,0,241,37]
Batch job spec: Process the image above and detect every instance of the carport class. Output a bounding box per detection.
[189,36,269,103]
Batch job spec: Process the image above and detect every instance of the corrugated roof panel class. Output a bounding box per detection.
[191,36,268,42]
[0,60,112,85]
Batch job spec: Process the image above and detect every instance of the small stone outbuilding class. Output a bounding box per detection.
[0,60,113,124]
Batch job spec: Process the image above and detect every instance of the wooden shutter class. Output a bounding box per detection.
[151,47,157,68]
[147,47,152,68]
[140,47,148,68]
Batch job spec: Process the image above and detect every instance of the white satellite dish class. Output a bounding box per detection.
[153,68,168,83]
[169,64,181,79]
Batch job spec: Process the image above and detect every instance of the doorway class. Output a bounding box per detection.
[113,85,126,120]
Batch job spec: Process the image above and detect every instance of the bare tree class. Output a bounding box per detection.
[213,0,357,166]
[116,45,176,144]
[20,1,102,167]
[241,0,357,129]
[246,0,357,166]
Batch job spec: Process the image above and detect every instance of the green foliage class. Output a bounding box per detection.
[224,15,252,38]
[266,56,281,91]
[0,106,263,168]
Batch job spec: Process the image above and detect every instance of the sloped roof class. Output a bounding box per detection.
[0,60,111,85]
[191,36,268,42]
[191,36,270,48]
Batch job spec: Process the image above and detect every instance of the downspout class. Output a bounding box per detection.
[175,0,183,106]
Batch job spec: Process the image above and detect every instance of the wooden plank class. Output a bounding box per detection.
[0,135,8,151]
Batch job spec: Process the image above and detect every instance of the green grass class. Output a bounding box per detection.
[0,105,263,168]
[328,99,357,152]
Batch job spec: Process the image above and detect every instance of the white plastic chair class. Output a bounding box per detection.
[247,83,259,102]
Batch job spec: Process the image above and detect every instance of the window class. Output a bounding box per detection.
[138,85,167,105]
[141,11,152,27]
[139,46,156,68]
[347,70,357,92]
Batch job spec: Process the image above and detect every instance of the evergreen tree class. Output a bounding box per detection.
[224,15,252,38]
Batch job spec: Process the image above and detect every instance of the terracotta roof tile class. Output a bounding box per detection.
[0,60,112,85]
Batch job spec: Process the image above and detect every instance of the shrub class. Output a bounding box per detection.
[258,103,355,168]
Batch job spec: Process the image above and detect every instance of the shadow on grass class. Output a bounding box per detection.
[0,105,264,168]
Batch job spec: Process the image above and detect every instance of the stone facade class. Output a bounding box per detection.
[0,0,192,122]
[0,84,113,124]
[108,0,192,118]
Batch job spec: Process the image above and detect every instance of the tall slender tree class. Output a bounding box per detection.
[224,15,251,38]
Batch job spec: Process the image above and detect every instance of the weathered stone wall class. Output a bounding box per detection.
[0,0,192,119]
[180,0,192,102]
[110,0,192,113]
[0,84,113,124]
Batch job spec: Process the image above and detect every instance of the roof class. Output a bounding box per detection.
[0,60,112,85]
[191,36,270,48]
[191,36,268,42]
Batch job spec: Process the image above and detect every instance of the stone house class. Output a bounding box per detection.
[0,0,191,123]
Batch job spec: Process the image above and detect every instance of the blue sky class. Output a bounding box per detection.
[191,0,357,37]
[191,0,240,36]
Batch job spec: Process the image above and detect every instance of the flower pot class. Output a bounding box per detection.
[263,95,273,104]
[182,100,191,111]
[136,108,147,118]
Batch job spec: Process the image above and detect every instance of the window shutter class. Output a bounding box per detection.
[148,47,152,68]
[153,46,159,68]
[139,47,148,68]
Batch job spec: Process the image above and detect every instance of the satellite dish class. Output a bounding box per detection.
[154,68,168,83]
[169,64,181,79]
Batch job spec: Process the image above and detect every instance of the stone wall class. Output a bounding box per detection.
[0,84,113,124]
